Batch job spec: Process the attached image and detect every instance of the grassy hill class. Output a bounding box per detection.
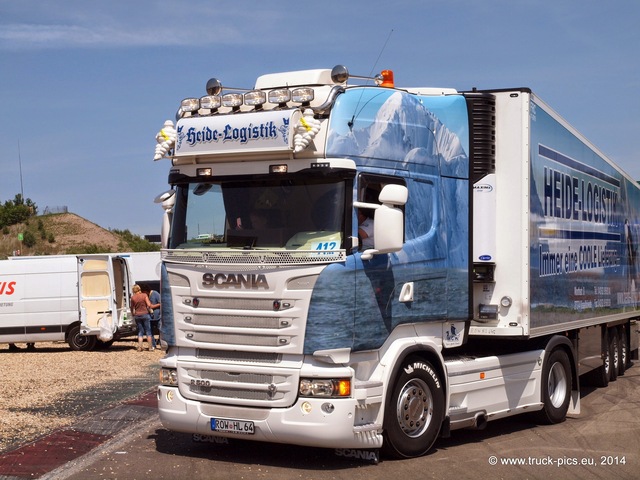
[0,213,159,259]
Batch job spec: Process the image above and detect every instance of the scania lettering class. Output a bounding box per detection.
[202,273,269,289]
[153,65,639,458]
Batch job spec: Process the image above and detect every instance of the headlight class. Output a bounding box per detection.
[160,368,178,386]
[299,378,351,397]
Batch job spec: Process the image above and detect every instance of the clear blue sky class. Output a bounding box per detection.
[1,1,638,236]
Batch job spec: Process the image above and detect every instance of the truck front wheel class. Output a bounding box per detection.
[383,356,444,458]
[67,325,97,351]
[537,348,572,424]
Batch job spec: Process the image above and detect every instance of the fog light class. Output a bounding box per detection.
[321,403,335,414]
[160,368,178,386]
[301,401,312,414]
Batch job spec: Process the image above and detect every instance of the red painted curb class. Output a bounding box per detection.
[0,429,109,477]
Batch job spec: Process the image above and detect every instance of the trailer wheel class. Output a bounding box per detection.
[537,348,572,424]
[67,325,97,351]
[587,328,610,388]
[383,356,444,458]
[608,328,619,382]
[618,325,627,376]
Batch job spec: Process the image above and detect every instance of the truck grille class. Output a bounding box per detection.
[197,349,281,364]
[166,256,323,406]
[163,249,345,266]
[179,362,297,407]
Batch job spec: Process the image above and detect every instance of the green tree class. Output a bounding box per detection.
[0,194,38,228]
[22,230,36,248]
[111,229,160,252]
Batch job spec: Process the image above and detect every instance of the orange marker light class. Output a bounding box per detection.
[380,70,394,88]
[338,379,351,396]
[480,372,486,380]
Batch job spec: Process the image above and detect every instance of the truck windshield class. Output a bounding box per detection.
[169,176,347,250]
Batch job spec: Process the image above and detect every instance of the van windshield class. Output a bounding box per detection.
[169,175,347,250]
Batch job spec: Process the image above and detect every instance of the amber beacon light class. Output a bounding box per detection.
[380,69,394,87]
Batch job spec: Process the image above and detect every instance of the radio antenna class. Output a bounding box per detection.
[366,29,394,80]
[349,29,394,130]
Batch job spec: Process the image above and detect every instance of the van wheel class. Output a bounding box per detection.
[608,328,619,382]
[97,339,114,349]
[383,356,444,458]
[68,325,97,351]
[536,348,572,424]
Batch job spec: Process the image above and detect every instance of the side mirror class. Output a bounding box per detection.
[354,184,407,260]
[154,190,176,249]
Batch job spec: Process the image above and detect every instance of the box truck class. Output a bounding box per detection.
[1,252,160,350]
[122,251,162,292]
[153,65,639,458]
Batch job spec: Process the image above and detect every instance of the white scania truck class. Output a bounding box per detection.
[154,65,639,458]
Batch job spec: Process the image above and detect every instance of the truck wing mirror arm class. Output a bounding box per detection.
[354,184,408,260]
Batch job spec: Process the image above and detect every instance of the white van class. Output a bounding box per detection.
[0,253,158,350]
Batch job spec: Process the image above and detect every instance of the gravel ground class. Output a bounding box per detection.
[0,339,162,454]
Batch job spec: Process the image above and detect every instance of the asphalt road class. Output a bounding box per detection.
[41,361,640,480]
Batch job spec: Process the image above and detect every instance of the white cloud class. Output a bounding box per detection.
[0,22,247,49]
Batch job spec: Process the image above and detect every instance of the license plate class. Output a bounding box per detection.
[211,418,255,435]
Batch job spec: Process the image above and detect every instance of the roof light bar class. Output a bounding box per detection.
[221,93,243,109]
[268,89,291,106]
[244,90,267,107]
[292,87,314,104]
[180,98,200,113]
[200,95,221,111]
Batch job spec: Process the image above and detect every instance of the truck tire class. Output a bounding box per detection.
[383,356,444,458]
[608,328,619,382]
[537,348,572,424]
[587,328,610,388]
[67,325,97,351]
[618,325,627,376]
